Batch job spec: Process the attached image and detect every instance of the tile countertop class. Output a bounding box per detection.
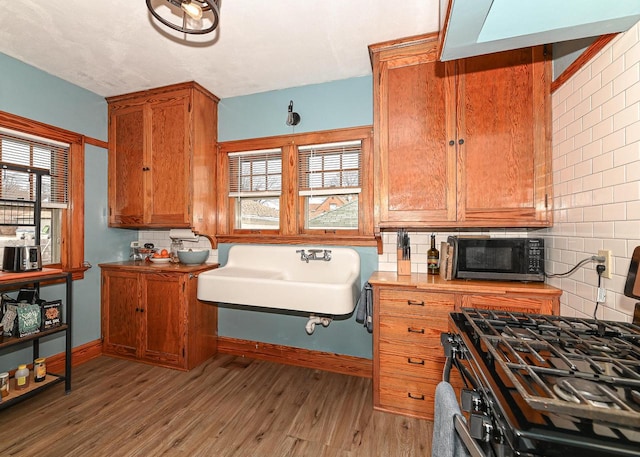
[98,261,218,274]
[367,271,563,297]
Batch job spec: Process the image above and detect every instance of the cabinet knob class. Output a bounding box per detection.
[142,167,150,171]
[458,138,464,145]
[449,140,455,146]
[135,307,139,312]
[407,300,424,306]
[407,327,425,334]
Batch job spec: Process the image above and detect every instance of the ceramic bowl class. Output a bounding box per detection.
[177,249,209,265]
[149,256,171,264]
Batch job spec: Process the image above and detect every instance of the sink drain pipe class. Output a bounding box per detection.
[305,314,333,335]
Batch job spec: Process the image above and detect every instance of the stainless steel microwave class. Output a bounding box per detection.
[447,236,545,282]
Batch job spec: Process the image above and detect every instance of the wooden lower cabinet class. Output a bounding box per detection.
[374,287,461,420]
[370,273,562,420]
[101,263,218,371]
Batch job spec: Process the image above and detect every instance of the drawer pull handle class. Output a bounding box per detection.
[408,392,425,401]
[407,327,425,334]
[407,300,425,306]
[407,357,425,365]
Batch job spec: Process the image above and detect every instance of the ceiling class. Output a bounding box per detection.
[0,1,439,99]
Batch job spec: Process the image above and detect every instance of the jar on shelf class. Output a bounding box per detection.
[34,357,46,383]
[170,240,184,263]
[15,364,29,390]
[0,372,9,397]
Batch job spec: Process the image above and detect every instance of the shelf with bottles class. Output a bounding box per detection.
[0,269,72,409]
[0,372,63,410]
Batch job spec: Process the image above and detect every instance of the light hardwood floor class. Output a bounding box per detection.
[0,355,433,456]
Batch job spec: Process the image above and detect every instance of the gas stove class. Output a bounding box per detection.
[445,308,640,457]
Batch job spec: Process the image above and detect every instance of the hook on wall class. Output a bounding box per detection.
[286,100,301,126]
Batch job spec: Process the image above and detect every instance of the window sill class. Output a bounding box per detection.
[216,234,382,253]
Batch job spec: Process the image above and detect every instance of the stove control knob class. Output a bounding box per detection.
[469,413,493,442]
[461,389,483,412]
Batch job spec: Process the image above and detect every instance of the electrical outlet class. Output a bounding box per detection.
[597,249,612,279]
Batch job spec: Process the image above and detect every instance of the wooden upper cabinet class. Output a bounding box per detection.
[371,35,457,227]
[456,46,551,226]
[107,82,219,238]
[369,34,552,230]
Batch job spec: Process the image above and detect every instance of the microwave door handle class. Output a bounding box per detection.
[454,414,487,457]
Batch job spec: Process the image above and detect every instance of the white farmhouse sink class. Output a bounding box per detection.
[197,245,361,315]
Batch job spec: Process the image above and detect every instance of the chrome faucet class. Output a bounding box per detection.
[296,249,332,262]
[296,249,310,263]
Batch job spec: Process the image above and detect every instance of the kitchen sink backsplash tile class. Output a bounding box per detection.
[137,230,218,264]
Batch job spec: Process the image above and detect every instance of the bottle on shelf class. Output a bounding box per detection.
[15,364,29,390]
[427,234,440,275]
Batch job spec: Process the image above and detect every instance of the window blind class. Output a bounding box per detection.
[228,148,282,198]
[298,140,362,196]
[0,128,69,208]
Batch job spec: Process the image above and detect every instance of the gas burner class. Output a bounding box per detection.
[553,378,619,409]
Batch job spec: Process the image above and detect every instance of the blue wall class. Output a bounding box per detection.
[0,53,136,371]
[217,76,377,359]
[0,53,377,367]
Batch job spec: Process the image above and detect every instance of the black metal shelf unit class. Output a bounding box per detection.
[0,270,72,409]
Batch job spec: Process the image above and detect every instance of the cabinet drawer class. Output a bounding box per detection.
[377,375,438,419]
[379,349,446,381]
[379,314,449,346]
[461,294,554,314]
[379,289,454,317]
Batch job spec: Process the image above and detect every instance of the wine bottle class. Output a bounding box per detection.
[427,234,439,275]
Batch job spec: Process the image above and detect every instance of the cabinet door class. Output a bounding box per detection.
[102,270,140,358]
[140,273,186,367]
[108,105,145,226]
[374,41,457,227]
[456,46,551,226]
[146,91,192,227]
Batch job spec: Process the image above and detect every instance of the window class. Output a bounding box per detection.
[0,110,85,276]
[298,140,362,231]
[0,128,69,264]
[228,148,282,231]
[219,126,373,246]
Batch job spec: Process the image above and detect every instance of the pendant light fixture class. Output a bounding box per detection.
[146,0,221,35]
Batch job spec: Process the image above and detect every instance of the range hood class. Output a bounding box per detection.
[439,0,640,61]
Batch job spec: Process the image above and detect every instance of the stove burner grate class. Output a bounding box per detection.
[553,377,621,409]
[458,308,640,429]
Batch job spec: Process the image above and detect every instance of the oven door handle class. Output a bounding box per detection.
[454,414,486,457]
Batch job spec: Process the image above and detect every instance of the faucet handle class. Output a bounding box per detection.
[323,249,332,261]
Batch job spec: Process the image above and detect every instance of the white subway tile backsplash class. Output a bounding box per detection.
[613,181,640,202]
[590,82,613,108]
[601,129,626,152]
[613,141,640,166]
[613,103,640,131]
[612,64,640,95]
[601,56,625,86]
[602,202,627,221]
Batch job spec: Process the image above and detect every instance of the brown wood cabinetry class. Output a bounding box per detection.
[369,33,552,230]
[100,262,218,371]
[106,82,218,237]
[368,271,561,419]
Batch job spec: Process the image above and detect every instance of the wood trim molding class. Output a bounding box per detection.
[217,336,372,378]
[84,136,108,149]
[551,34,617,93]
[46,339,103,373]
